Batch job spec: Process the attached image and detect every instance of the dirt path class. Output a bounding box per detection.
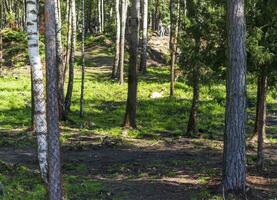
[0,135,276,199]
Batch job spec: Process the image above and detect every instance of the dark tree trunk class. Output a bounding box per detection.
[154,0,160,31]
[223,0,247,193]
[45,0,63,198]
[80,0,85,117]
[256,66,268,170]
[55,0,65,120]
[169,0,179,97]
[64,0,76,119]
[253,77,261,135]
[187,64,200,136]
[112,0,121,79]
[123,0,140,128]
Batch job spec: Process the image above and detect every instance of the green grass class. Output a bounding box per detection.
[0,65,276,142]
[1,32,276,199]
[0,162,106,200]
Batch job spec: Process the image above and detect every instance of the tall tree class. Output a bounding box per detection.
[64,0,76,119]
[169,0,179,96]
[118,0,128,84]
[256,66,267,169]
[55,0,65,120]
[26,0,48,183]
[112,0,121,79]
[98,0,102,33]
[45,0,63,198]
[101,0,104,32]
[139,0,148,74]
[123,0,140,128]
[247,0,277,169]
[80,0,85,117]
[187,59,200,135]
[64,0,72,83]
[223,0,247,193]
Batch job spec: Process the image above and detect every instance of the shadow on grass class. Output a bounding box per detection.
[0,139,276,199]
[61,96,227,140]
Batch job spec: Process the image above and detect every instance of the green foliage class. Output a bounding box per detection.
[246,0,277,85]
[1,28,28,68]
[2,28,27,42]
[179,0,226,83]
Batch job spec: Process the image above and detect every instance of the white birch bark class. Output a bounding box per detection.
[112,0,121,78]
[140,0,148,73]
[26,0,48,183]
[98,0,102,33]
[101,0,104,32]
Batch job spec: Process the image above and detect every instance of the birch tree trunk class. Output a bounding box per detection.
[101,0,104,32]
[26,0,48,183]
[139,0,148,74]
[223,0,247,193]
[123,0,140,128]
[98,0,102,33]
[64,0,76,119]
[118,0,128,84]
[80,0,85,117]
[112,0,121,79]
[45,0,63,197]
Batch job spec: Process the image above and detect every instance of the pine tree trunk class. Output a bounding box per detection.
[45,0,63,198]
[80,0,85,117]
[169,0,179,97]
[139,0,148,74]
[112,0,121,79]
[256,66,268,170]
[64,0,76,119]
[253,77,260,136]
[223,0,247,193]
[187,64,200,136]
[123,0,140,128]
[26,0,48,184]
[154,0,160,31]
[118,0,128,84]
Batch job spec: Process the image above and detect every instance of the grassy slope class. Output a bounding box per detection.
[1,65,276,140]
[0,36,276,199]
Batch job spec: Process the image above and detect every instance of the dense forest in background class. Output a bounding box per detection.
[0,0,276,199]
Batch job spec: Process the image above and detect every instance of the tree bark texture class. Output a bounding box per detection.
[123,0,140,128]
[45,0,63,198]
[26,0,48,183]
[223,0,247,193]
[256,66,268,169]
[64,0,76,119]
[139,0,148,74]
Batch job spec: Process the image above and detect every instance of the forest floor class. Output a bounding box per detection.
[0,35,277,200]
